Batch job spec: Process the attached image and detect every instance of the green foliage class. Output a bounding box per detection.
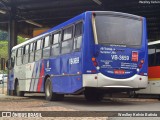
[0,41,8,73]
[0,41,8,60]
[17,36,26,44]
[0,35,26,72]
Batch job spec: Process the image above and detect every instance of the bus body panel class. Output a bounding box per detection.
[10,12,86,94]
[82,12,148,90]
[51,51,83,93]
[8,11,148,95]
[83,73,148,88]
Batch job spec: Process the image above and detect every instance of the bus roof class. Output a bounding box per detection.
[12,32,49,51]
[12,11,143,51]
[12,12,86,51]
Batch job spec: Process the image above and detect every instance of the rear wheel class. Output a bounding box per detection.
[84,88,104,101]
[15,81,25,96]
[45,78,64,101]
[128,91,138,98]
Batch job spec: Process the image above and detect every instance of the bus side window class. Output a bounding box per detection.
[35,39,42,61]
[29,42,35,62]
[61,26,73,54]
[16,47,23,65]
[156,48,160,65]
[11,50,16,66]
[23,44,29,64]
[51,31,61,56]
[74,22,83,51]
[43,35,50,58]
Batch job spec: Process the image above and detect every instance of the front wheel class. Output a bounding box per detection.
[45,78,64,101]
[15,82,24,96]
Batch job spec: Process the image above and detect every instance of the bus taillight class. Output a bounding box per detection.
[132,51,138,62]
[140,59,144,64]
[138,59,144,69]
[92,57,98,67]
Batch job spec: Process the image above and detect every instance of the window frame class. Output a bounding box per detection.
[51,30,62,57]
[42,34,51,58]
[43,35,50,48]
[29,42,36,63]
[23,44,30,64]
[62,25,74,41]
[34,39,42,61]
[61,25,74,54]
[16,47,23,66]
[73,21,83,51]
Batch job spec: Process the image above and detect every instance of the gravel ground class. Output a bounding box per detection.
[0,86,160,120]
[0,94,108,120]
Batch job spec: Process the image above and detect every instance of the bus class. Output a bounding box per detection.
[136,40,160,98]
[7,11,148,101]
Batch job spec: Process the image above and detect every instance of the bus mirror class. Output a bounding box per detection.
[6,59,10,69]
[11,58,15,68]
[6,58,14,69]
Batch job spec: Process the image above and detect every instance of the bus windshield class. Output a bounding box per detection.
[95,15,142,47]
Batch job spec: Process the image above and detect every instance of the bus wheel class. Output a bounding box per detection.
[84,88,103,101]
[128,91,138,98]
[158,95,160,101]
[15,82,25,97]
[45,78,64,101]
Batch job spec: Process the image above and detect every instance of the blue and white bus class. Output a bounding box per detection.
[7,11,148,101]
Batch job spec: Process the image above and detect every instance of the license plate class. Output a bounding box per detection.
[114,70,125,74]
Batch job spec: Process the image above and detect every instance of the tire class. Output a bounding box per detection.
[84,88,104,101]
[45,78,64,101]
[128,91,138,98]
[15,81,25,97]
[158,95,160,101]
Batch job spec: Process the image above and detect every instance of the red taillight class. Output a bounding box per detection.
[138,59,144,69]
[138,64,143,69]
[132,51,138,62]
[92,57,98,67]
[140,59,144,64]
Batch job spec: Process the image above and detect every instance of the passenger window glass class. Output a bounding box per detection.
[24,45,29,54]
[16,48,23,65]
[29,43,35,62]
[53,32,60,44]
[63,27,73,41]
[61,40,73,54]
[74,22,83,50]
[30,43,33,52]
[44,36,50,48]
[36,40,42,50]
[75,22,83,37]
[17,48,22,57]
